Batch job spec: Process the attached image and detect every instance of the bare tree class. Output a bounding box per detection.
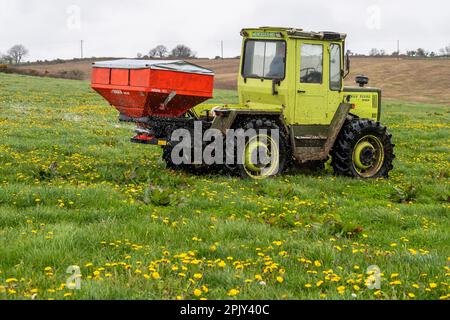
[440,44,450,57]
[416,48,428,57]
[149,45,168,58]
[369,48,380,56]
[7,44,29,64]
[136,52,143,59]
[1,53,13,64]
[170,45,195,58]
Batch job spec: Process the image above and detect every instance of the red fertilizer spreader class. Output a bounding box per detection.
[91,59,214,119]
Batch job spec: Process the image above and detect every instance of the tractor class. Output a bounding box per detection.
[91,27,395,179]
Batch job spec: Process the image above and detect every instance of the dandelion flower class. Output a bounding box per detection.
[193,274,203,280]
[193,289,202,297]
[227,289,240,297]
[152,272,161,280]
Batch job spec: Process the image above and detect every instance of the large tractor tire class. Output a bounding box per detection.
[233,118,290,180]
[331,119,395,178]
[162,144,212,175]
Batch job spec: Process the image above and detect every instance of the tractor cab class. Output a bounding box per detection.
[238,27,348,124]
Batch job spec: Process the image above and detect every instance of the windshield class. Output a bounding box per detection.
[242,40,286,79]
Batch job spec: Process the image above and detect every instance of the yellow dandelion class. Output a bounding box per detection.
[193,273,203,280]
[227,289,240,297]
[193,289,202,297]
[152,272,161,280]
[5,278,18,283]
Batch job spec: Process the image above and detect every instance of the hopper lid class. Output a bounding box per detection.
[92,59,214,75]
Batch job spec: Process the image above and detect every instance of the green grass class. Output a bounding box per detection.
[0,73,448,300]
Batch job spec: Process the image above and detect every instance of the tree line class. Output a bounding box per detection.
[136,44,196,59]
[367,44,450,58]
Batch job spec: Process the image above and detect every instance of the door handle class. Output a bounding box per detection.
[297,90,306,94]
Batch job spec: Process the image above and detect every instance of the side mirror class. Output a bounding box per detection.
[346,52,351,71]
[344,51,351,78]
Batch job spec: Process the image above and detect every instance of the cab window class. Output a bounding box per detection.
[242,40,286,79]
[300,44,323,84]
[330,44,342,90]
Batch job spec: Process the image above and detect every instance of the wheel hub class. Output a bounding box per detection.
[351,135,385,177]
[243,134,280,180]
[360,146,375,166]
[354,141,375,169]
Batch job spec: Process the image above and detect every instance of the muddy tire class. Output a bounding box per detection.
[232,118,290,180]
[331,119,395,178]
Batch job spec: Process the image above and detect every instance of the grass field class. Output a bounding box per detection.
[0,73,449,300]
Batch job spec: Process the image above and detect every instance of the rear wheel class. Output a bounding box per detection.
[331,119,395,178]
[234,118,289,180]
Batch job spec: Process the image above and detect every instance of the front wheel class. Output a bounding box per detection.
[331,119,395,178]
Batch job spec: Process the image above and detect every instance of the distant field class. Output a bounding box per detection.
[0,73,449,300]
[16,57,450,105]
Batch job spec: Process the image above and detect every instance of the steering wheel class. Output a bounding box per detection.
[300,68,322,83]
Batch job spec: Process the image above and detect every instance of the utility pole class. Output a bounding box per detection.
[397,40,400,60]
[81,40,84,59]
[221,40,224,60]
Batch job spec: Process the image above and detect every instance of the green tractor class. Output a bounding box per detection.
[192,27,395,179]
[93,27,395,180]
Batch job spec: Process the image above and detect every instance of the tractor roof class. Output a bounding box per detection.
[241,27,347,41]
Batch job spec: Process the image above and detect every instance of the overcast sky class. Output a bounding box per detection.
[0,0,449,61]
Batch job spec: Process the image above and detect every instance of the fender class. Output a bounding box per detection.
[210,109,287,134]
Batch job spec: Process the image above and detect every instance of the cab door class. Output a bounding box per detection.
[295,41,328,125]
[328,43,343,119]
